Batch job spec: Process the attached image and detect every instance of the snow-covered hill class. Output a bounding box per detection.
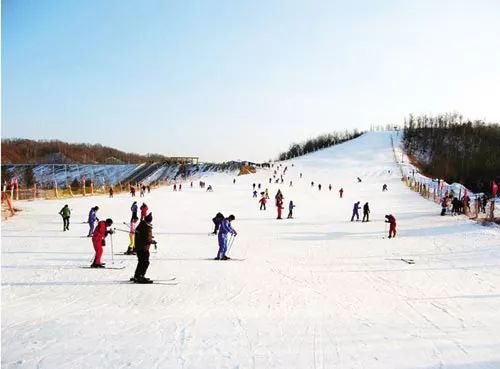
[2,131,499,369]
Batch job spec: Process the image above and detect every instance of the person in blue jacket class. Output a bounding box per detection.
[350,201,361,222]
[130,201,138,220]
[215,215,237,260]
[87,206,99,237]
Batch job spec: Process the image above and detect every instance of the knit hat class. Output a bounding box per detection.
[145,213,153,223]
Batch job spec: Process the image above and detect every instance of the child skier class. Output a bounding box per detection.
[385,214,397,238]
[87,206,99,237]
[362,202,370,222]
[215,215,237,260]
[382,184,388,191]
[287,200,295,219]
[91,218,114,268]
[59,204,71,231]
[351,201,361,221]
[133,213,156,283]
[253,190,258,198]
[124,216,138,255]
[259,196,267,210]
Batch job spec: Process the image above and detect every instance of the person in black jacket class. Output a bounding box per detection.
[132,213,156,283]
[211,212,224,235]
[362,202,370,222]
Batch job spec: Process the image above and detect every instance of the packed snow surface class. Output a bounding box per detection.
[2,132,500,369]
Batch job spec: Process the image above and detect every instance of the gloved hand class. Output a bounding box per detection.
[101,239,106,246]
[108,229,115,235]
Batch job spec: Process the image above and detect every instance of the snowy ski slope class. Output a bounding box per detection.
[2,131,500,369]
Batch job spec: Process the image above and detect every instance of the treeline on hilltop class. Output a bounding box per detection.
[403,113,500,193]
[1,139,175,164]
[278,130,364,161]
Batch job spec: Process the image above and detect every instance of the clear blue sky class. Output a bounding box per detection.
[2,0,500,162]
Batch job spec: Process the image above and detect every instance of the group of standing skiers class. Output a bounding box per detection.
[63,200,157,283]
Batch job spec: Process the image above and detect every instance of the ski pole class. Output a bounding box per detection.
[110,232,115,265]
[227,234,236,254]
[113,227,129,234]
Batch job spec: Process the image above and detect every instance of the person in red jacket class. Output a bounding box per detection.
[259,195,267,210]
[91,218,114,268]
[385,214,397,239]
[140,203,148,220]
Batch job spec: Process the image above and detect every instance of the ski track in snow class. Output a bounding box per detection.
[2,132,500,369]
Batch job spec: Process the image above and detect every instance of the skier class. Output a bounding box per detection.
[287,200,295,219]
[140,203,148,220]
[451,197,460,215]
[259,195,267,210]
[179,184,182,191]
[124,216,138,255]
[289,181,293,187]
[300,173,302,178]
[258,183,261,189]
[87,206,99,237]
[109,187,114,198]
[481,195,487,213]
[130,186,136,197]
[318,184,321,191]
[233,178,236,184]
[253,183,256,190]
[276,198,284,219]
[311,181,314,187]
[147,185,151,193]
[329,184,332,191]
[269,178,272,184]
[385,214,397,238]
[440,197,449,216]
[133,213,156,283]
[339,188,344,198]
[253,190,258,198]
[140,185,145,197]
[275,190,284,219]
[211,212,224,235]
[265,188,270,199]
[207,185,213,192]
[59,204,71,231]
[357,177,362,183]
[382,184,388,191]
[351,201,361,221]
[131,201,138,220]
[91,218,114,268]
[215,215,237,260]
[362,202,370,222]
[173,184,177,191]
